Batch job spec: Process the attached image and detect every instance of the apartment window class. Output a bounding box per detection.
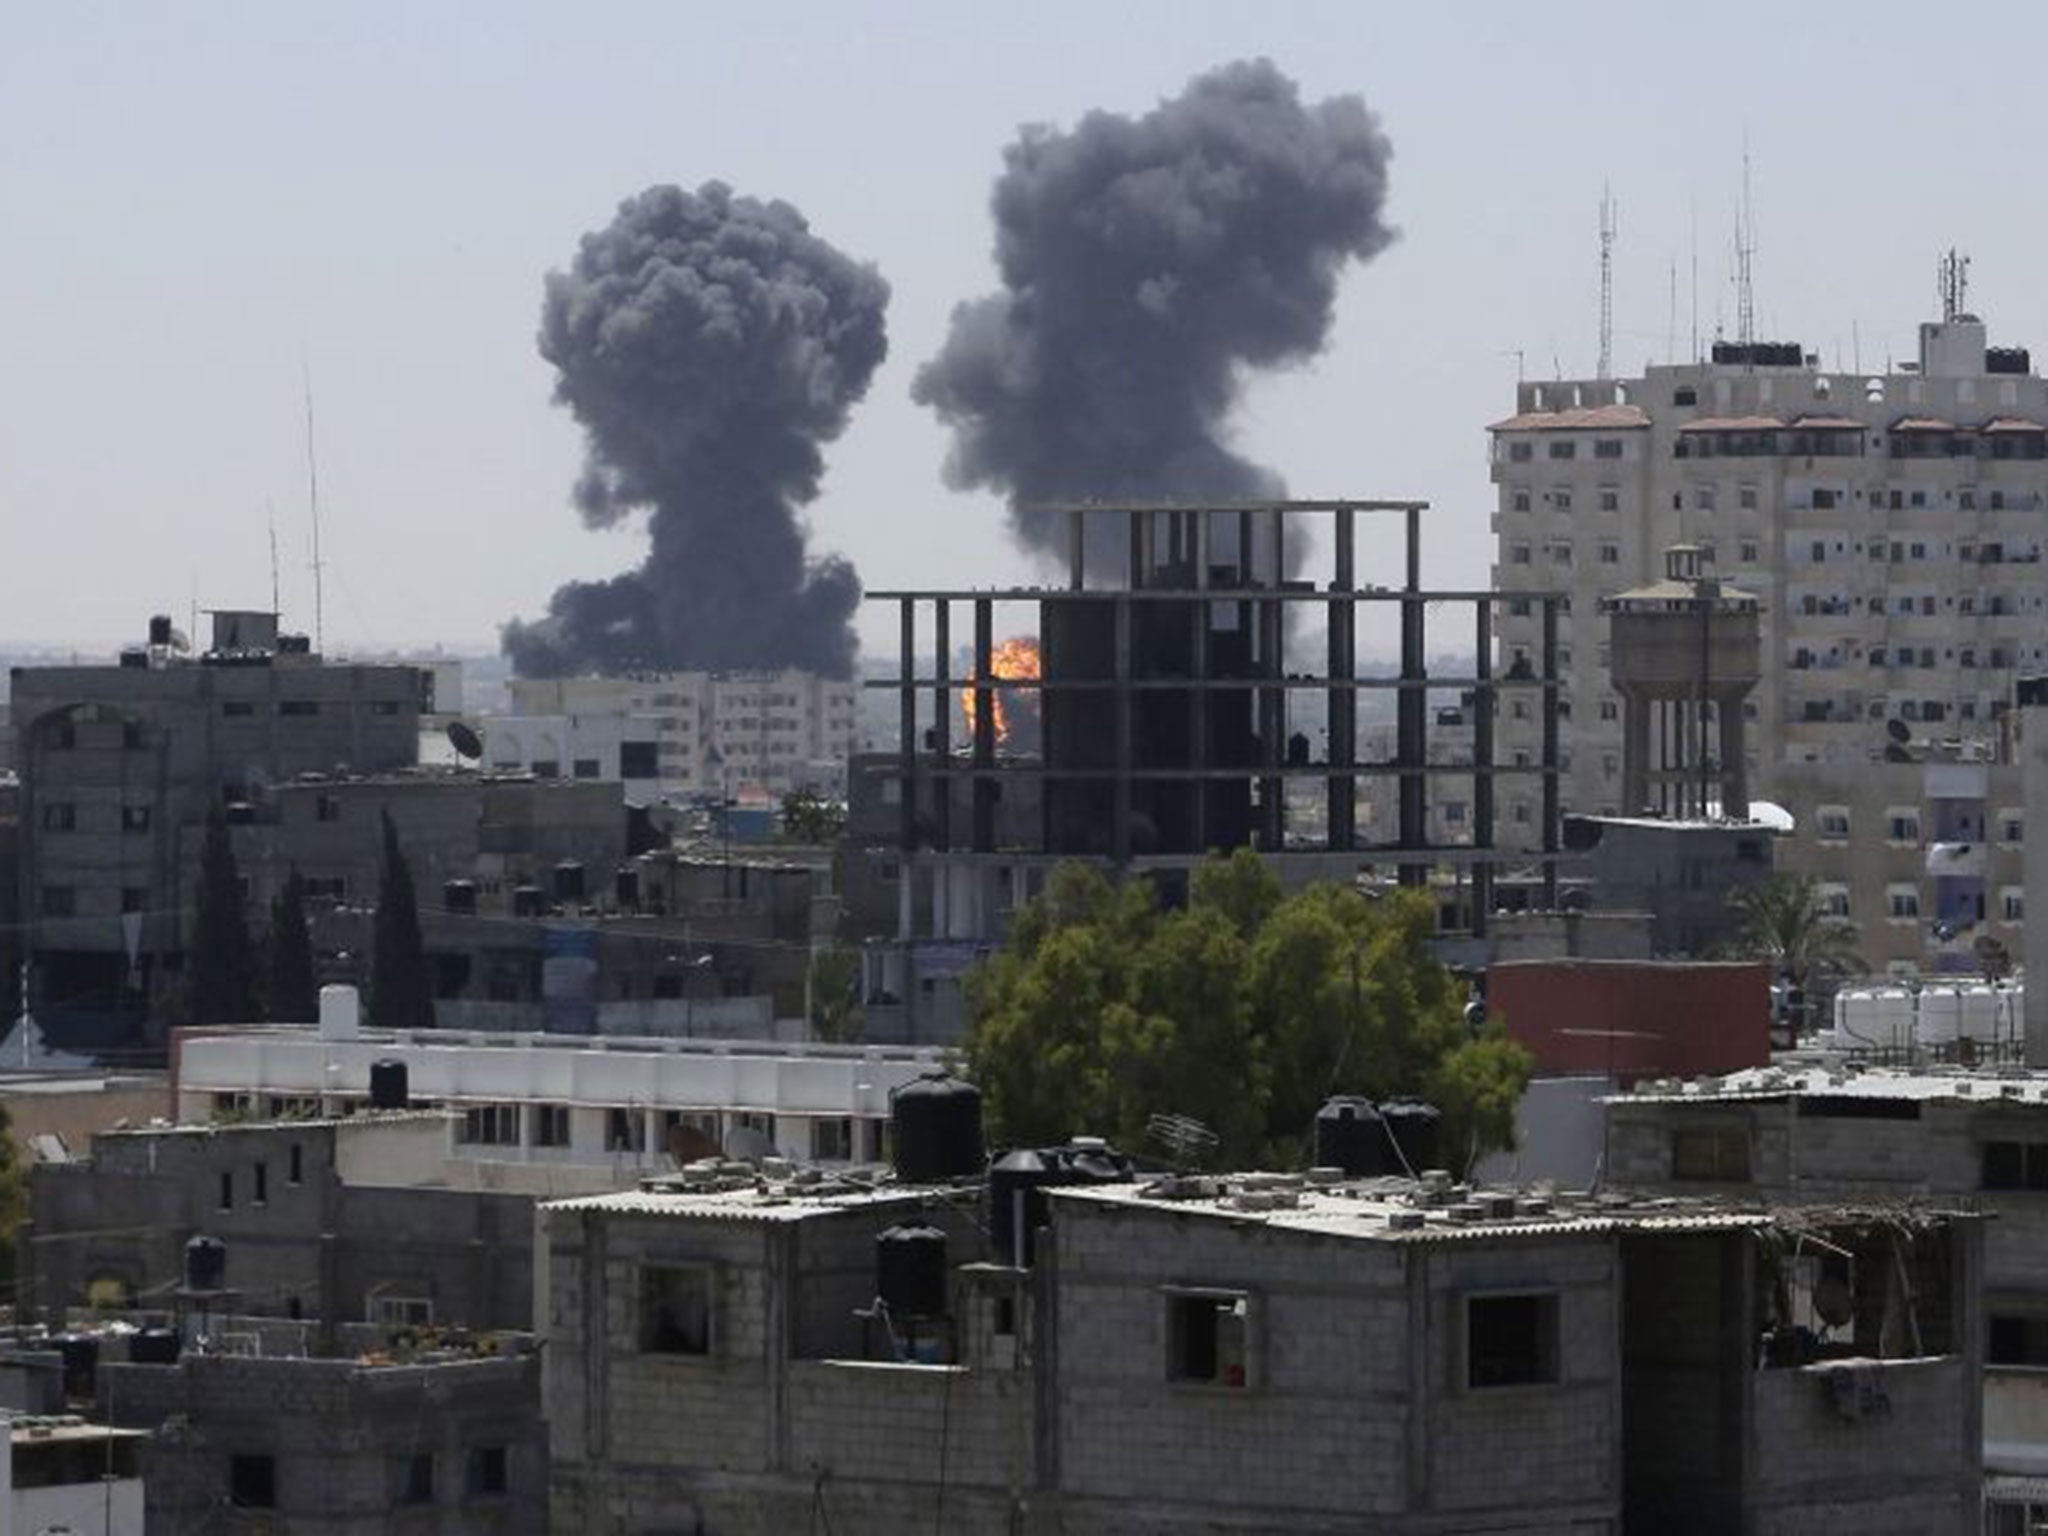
[1989,1313,2048,1367]
[1165,1289,1251,1388]
[1597,542,1619,565]
[1594,438,1623,460]
[2002,811,2024,844]
[466,1445,510,1498]
[1818,884,1852,919]
[1550,489,1573,512]
[1547,439,1576,460]
[1674,386,1697,406]
[218,1171,233,1210]
[573,758,601,780]
[41,803,76,832]
[1508,441,1533,462]
[1548,544,1572,566]
[531,760,560,779]
[1887,885,1921,920]
[2003,889,2025,923]
[121,887,146,914]
[230,1455,277,1509]
[1598,488,1619,512]
[1886,809,1921,843]
[278,700,319,717]
[531,1104,571,1148]
[811,1118,853,1161]
[1598,699,1618,721]
[316,794,341,823]
[1816,807,1851,839]
[399,1453,434,1505]
[1671,1126,1752,1182]
[640,1265,713,1355]
[1508,599,1532,617]
[1983,1141,2048,1192]
[1512,802,1532,825]
[1868,648,1887,668]
[1509,544,1531,566]
[1465,1293,1560,1388]
[1740,541,1758,563]
[1812,488,1838,509]
[607,1107,647,1153]
[222,701,257,718]
[121,803,151,832]
[1510,490,1531,512]
[1693,486,1716,511]
[459,1105,520,1146]
[1809,541,1827,563]
[370,1294,435,1327]
[1739,485,1758,510]
[289,1144,303,1185]
[253,1161,268,1204]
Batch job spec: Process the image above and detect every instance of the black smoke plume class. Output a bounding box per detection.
[914,59,1394,560]
[504,183,888,677]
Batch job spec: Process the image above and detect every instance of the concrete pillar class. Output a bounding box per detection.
[1620,688,1651,815]
[1718,693,1749,820]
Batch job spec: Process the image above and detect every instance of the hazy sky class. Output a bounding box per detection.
[6,2,2044,662]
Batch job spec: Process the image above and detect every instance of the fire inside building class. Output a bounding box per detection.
[854,500,1565,1040]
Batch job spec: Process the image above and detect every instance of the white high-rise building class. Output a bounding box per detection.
[486,669,857,798]
[1490,314,2044,974]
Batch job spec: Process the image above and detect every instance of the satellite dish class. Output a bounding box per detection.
[1886,718,1912,744]
[446,721,484,761]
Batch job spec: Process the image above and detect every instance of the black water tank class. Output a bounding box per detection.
[890,1074,984,1182]
[1315,1096,1391,1177]
[368,1058,410,1111]
[184,1234,227,1292]
[443,879,477,915]
[512,885,545,917]
[148,614,173,646]
[875,1224,949,1317]
[1378,1100,1443,1174]
[130,1326,182,1365]
[553,861,585,903]
[615,867,640,910]
[119,648,149,670]
[54,1334,98,1401]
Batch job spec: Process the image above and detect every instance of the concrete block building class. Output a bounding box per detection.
[539,1166,1981,1535]
[1490,313,2047,973]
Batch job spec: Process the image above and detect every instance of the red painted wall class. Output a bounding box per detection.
[1486,959,1772,1083]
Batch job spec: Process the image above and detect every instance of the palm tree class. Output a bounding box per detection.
[1726,875,1866,1025]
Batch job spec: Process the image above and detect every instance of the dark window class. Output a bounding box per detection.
[316,794,341,823]
[466,1445,509,1497]
[572,758,601,780]
[1466,1293,1560,1388]
[230,1454,276,1508]
[531,1105,570,1148]
[1797,1097,1921,1121]
[123,721,146,749]
[1673,386,1697,406]
[400,1452,434,1504]
[373,699,402,715]
[121,887,147,913]
[640,1266,712,1354]
[41,803,75,831]
[1507,441,1533,462]
[221,701,256,718]
[1594,438,1623,459]
[531,760,560,779]
[619,741,660,779]
[1983,1141,2048,1191]
[1547,439,1576,460]
[289,1144,303,1185]
[1990,1314,2048,1366]
[121,804,151,832]
[1166,1291,1250,1387]
[253,1161,268,1203]
[218,1171,234,1210]
[1671,1127,1751,1181]
[279,700,319,716]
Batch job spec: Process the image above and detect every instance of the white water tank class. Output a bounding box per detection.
[1960,984,2002,1045]
[318,984,361,1042]
[1916,985,1963,1047]
[1870,987,1914,1050]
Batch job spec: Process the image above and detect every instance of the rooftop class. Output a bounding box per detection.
[1612,1061,2048,1107]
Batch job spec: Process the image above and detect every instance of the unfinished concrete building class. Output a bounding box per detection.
[860,499,1563,1039]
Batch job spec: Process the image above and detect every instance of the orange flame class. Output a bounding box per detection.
[963,636,1041,747]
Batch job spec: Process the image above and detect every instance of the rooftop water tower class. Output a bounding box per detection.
[1601,545,1761,819]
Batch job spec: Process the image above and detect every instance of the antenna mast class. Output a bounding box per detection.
[1597,184,1616,379]
[301,360,325,656]
[267,500,281,618]
[1735,137,1756,347]
[1939,248,1971,322]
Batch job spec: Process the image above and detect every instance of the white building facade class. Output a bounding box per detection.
[486,669,857,798]
[1491,315,2043,973]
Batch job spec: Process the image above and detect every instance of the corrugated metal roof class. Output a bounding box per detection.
[1676,415,1784,432]
[1611,1064,2048,1107]
[1892,416,1959,432]
[1983,417,2048,433]
[542,1185,933,1223]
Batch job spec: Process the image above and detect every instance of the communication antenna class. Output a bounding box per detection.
[1939,248,1971,322]
[1689,196,1700,363]
[301,357,326,656]
[1597,183,1616,379]
[1666,256,1677,365]
[1735,137,1757,347]
[266,499,281,618]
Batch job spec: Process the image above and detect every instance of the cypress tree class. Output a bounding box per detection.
[369,810,434,1030]
[266,867,319,1024]
[188,807,255,1024]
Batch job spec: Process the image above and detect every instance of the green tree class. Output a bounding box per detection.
[188,807,255,1024]
[780,789,846,845]
[962,857,1527,1171]
[368,811,435,1031]
[808,946,866,1044]
[266,867,319,1023]
[1726,874,1866,997]
[0,1103,25,1293]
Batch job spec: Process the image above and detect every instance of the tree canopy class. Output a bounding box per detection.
[188,806,255,1025]
[368,811,435,1031]
[961,851,1531,1173]
[1726,873,1865,997]
[266,867,319,1024]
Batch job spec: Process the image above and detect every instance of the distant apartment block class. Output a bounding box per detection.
[488,669,857,798]
[1491,313,2043,973]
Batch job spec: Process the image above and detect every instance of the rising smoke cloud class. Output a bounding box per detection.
[914,59,1394,557]
[503,182,888,678]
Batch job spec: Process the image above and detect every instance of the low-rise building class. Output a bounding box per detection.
[1,1415,145,1535]
[540,1164,1982,1535]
